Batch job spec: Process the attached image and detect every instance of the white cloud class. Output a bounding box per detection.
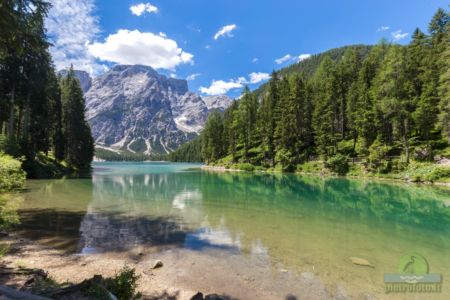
[88,29,193,70]
[205,45,211,49]
[199,79,243,95]
[170,73,176,78]
[214,24,237,40]
[275,54,292,64]
[186,73,200,81]
[249,72,270,84]
[46,0,106,75]
[130,3,158,16]
[297,54,311,62]
[199,73,269,95]
[391,30,409,41]
[252,58,259,63]
[377,26,390,32]
[276,53,311,65]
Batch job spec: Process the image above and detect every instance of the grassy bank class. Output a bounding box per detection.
[207,155,450,184]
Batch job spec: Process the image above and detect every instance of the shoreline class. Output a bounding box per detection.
[200,164,450,187]
[0,231,338,300]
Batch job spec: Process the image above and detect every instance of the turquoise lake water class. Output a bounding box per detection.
[17,162,450,298]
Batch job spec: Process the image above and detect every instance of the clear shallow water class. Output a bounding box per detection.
[17,162,450,298]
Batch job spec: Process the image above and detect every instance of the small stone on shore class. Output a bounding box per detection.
[152,260,163,269]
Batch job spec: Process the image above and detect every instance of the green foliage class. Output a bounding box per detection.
[94,148,156,162]
[60,67,94,170]
[426,166,450,182]
[191,8,449,183]
[202,110,225,163]
[168,136,203,162]
[233,163,255,172]
[0,243,9,258]
[0,194,22,230]
[296,161,326,174]
[0,153,26,192]
[105,266,141,300]
[326,154,350,175]
[85,266,141,300]
[21,152,74,179]
[0,2,95,177]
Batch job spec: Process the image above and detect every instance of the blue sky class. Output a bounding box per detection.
[46,0,447,98]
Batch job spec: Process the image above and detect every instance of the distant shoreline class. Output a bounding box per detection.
[200,164,450,187]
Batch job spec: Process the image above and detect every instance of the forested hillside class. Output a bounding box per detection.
[253,44,372,99]
[0,1,94,178]
[173,8,450,180]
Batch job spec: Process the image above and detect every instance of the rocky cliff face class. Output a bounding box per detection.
[58,69,92,94]
[82,65,231,155]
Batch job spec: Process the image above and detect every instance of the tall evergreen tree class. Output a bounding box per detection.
[201,110,224,163]
[60,66,94,169]
[234,86,258,162]
[438,18,450,141]
[373,46,414,162]
[312,56,339,157]
[258,71,280,166]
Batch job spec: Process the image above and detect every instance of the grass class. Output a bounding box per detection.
[0,194,22,230]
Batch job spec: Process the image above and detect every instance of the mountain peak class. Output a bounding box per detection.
[84,65,231,155]
[111,64,158,76]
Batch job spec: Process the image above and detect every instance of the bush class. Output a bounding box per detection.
[107,266,141,300]
[425,166,450,182]
[326,154,349,175]
[87,266,141,300]
[0,153,26,192]
[234,163,255,172]
[275,149,295,172]
[337,139,357,157]
[296,161,325,174]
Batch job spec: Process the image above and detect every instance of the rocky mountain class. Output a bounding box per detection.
[58,69,92,94]
[79,65,231,155]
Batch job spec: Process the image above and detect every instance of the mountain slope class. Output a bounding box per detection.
[253,44,372,98]
[83,65,231,155]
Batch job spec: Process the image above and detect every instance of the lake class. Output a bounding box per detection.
[16,162,450,299]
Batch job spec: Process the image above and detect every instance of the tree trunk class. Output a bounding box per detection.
[7,86,15,141]
[403,119,410,164]
[22,90,31,146]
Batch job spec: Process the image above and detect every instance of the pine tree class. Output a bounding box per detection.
[60,66,94,169]
[335,48,361,140]
[438,19,450,141]
[201,110,224,163]
[222,101,238,161]
[312,56,339,157]
[258,71,280,166]
[234,86,258,162]
[373,46,414,163]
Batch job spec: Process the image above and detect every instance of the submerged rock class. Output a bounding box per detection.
[349,257,374,268]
